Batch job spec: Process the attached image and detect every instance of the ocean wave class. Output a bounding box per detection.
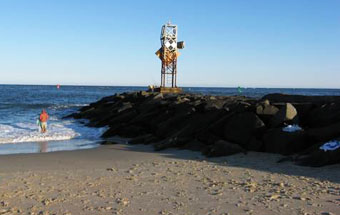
[0,120,106,144]
[0,103,87,111]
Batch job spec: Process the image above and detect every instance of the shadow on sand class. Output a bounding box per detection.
[105,137,340,184]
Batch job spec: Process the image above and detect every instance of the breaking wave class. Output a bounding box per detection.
[0,120,106,144]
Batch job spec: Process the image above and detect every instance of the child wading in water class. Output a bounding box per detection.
[39,109,49,133]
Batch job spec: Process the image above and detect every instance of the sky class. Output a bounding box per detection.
[0,0,339,88]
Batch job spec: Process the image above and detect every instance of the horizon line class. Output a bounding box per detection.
[0,83,340,90]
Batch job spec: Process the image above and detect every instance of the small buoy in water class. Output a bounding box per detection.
[238,86,242,93]
[57,84,60,89]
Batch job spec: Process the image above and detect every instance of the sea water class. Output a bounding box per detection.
[1,85,340,155]
[0,85,144,154]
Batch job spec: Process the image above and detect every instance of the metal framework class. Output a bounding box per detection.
[156,21,184,89]
[161,58,177,88]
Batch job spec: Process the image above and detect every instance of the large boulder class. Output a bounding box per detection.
[305,121,340,142]
[207,112,234,137]
[270,103,298,127]
[223,112,265,147]
[155,112,191,138]
[175,110,224,137]
[295,143,340,167]
[94,109,137,127]
[263,129,307,155]
[256,104,279,116]
[305,103,340,127]
[205,140,246,157]
[256,101,280,124]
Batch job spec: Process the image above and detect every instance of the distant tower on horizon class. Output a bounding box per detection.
[154,21,185,93]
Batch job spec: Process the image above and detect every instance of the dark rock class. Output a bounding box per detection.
[223,112,265,147]
[117,102,133,113]
[263,129,307,155]
[106,109,138,125]
[139,91,151,97]
[207,112,234,137]
[270,103,298,127]
[130,110,162,126]
[196,131,221,145]
[130,134,157,145]
[305,122,340,142]
[256,104,279,116]
[155,112,191,138]
[101,140,120,145]
[153,93,163,100]
[184,139,207,152]
[69,90,340,166]
[305,103,340,127]
[117,125,146,138]
[295,144,340,167]
[102,125,120,138]
[262,93,340,104]
[225,101,253,113]
[204,99,228,111]
[205,140,246,157]
[174,110,225,138]
[154,136,190,151]
[247,137,263,151]
[290,103,315,125]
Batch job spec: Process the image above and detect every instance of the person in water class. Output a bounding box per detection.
[39,109,49,133]
[36,115,42,132]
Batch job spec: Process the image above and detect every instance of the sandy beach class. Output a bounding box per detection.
[0,143,339,215]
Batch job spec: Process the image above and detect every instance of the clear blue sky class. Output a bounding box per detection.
[0,0,339,88]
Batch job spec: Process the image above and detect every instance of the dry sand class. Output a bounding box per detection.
[0,143,339,215]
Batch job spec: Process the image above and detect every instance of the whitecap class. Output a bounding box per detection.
[0,120,106,144]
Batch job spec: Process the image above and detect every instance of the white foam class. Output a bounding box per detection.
[50,104,87,110]
[0,120,106,144]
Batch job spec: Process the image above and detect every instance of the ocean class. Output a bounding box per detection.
[1,85,340,155]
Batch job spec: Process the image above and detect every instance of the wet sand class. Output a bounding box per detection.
[0,144,339,215]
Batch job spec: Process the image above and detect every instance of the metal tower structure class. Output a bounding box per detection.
[155,21,184,93]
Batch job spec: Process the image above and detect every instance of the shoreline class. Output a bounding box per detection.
[0,144,339,214]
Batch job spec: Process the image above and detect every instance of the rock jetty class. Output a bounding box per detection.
[69,91,340,167]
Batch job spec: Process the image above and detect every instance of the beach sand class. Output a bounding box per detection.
[0,144,339,215]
